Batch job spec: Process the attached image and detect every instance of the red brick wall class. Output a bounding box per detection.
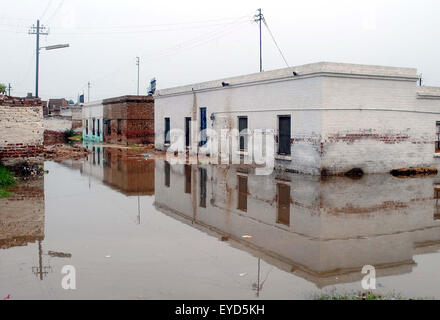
[103,96,154,145]
[44,130,65,146]
[0,144,44,160]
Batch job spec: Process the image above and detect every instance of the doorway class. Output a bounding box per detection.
[278,116,291,155]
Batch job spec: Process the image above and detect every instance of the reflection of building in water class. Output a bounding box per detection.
[0,176,45,249]
[82,142,105,184]
[103,148,155,196]
[0,171,50,280]
[154,161,440,288]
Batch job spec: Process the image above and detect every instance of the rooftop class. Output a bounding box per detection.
[156,61,421,97]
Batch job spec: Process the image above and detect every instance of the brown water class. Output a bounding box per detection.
[2,147,440,299]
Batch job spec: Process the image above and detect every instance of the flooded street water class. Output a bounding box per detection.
[2,147,440,299]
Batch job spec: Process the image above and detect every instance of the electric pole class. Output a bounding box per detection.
[136,57,140,96]
[254,9,264,72]
[29,20,49,98]
[88,81,91,102]
[7,83,12,96]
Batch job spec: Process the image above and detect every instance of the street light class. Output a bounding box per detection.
[35,43,69,98]
[42,44,70,51]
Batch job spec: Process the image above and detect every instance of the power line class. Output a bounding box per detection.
[45,0,65,23]
[262,16,290,68]
[40,0,54,20]
[28,20,49,98]
[254,8,263,72]
[136,57,140,96]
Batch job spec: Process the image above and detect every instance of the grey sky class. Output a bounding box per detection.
[1,0,438,101]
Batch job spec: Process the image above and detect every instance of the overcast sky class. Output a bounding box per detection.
[0,0,439,101]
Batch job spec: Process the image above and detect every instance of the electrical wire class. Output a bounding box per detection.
[40,0,54,20]
[262,17,290,68]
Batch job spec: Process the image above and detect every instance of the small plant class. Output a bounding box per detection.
[63,129,76,142]
[0,164,15,198]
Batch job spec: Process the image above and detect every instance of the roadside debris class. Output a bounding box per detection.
[242,235,253,239]
[44,144,91,161]
[7,161,45,180]
[390,167,438,178]
[344,168,364,179]
[48,251,72,258]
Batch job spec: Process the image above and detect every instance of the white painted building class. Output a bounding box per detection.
[81,100,104,143]
[154,62,440,175]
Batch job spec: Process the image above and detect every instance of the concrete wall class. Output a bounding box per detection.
[154,62,440,175]
[82,100,104,143]
[0,97,44,164]
[155,76,323,174]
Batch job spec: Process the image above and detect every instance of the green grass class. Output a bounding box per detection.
[0,164,15,198]
[0,188,12,198]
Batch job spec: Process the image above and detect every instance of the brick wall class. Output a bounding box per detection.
[0,96,44,164]
[0,176,45,249]
[103,148,155,195]
[103,96,154,145]
[43,130,65,146]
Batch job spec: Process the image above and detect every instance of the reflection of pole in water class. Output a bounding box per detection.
[252,258,272,297]
[32,241,51,280]
[257,258,261,297]
[137,195,141,225]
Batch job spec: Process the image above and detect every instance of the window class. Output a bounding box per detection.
[107,120,111,135]
[278,116,291,155]
[164,118,170,144]
[238,117,248,151]
[97,148,101,165]
[185,117,191,148]
[277,183,291,226]
[86,119,89,135]
[92,147,96,165]
[237,175,248,212]
[185,165,191,194]
[435,188,440,220]
[97,119,100,137]
[92,118,96,136]
[200,108,207,146]
[199,168,207,208]
[436,122,440,153]
[117,119,122,135]
[164,161,170,187]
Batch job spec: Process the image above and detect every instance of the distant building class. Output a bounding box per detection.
[103,95,154,145]
[154,62,440,175]
[82,100,104,142]
[47,98,69,116]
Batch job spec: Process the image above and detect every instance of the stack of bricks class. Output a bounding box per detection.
[103,96,154,145]
[0,95,44,164]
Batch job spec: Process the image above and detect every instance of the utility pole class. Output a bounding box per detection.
[29,20,49,98]
[7,83,12,96]
[88,81,91,102]
[254,9,264,72]
[136,57,140,96]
